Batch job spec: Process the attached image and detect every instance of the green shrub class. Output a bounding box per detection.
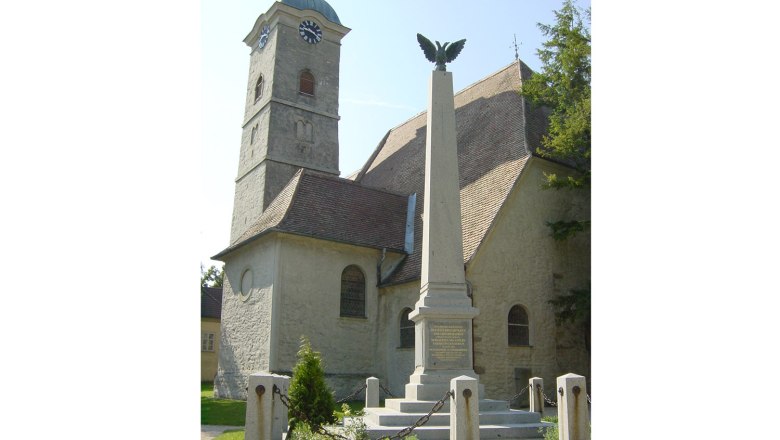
[339,403,368,440]
[541,423,558,440]
[541,419,590,439]
[288,423,322,440]
[288,336,337,434]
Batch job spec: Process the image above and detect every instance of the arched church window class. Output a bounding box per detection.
[299,70,315,96]
[340,265,365,318]
[251,125,257,144]
[508,305,530,346]
[399,308,414,348]
[254,74,264,103]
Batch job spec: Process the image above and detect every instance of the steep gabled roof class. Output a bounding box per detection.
[213,170,409,259]
[201,286,223,319]
[355,61,545,285]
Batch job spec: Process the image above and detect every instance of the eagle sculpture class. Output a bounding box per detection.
[416,33,466,71]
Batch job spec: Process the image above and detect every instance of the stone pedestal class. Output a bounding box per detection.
[366,376,379,408]
[245,373,289,440]
[529,377,544,414]
[557,373,590,440]
[450,376,479,440]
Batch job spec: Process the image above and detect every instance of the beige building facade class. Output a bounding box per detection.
[201,286,223,382]
[213,0,590,402]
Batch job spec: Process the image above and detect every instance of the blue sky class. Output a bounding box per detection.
[201,0,591,266]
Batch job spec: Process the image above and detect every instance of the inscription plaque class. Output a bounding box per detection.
[425,320,469,369]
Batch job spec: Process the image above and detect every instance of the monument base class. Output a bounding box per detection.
[407,281,479,401]
[354,396,551,440]
[405,369,484,401]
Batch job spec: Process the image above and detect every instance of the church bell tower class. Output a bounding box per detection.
[230,0,350,242]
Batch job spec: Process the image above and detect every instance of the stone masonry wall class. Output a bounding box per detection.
[215,238,278,399]
[377,283,419,396]
[468,158,590,400]
[273,234,383,398]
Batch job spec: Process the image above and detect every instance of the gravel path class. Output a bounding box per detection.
[201,425,242,440]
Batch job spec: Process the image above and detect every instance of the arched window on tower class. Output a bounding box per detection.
[254,75,264,103]
[299,70,315,96]
[399,308,414,348]
[340,265,365,318]
[508,305,530,346]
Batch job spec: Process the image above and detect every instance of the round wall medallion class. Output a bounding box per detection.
[240,268,253,301]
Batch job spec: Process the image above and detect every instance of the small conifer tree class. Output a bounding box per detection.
[288,336,336,433]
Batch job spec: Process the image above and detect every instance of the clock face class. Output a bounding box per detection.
[298,20,322,44]
[257,25,270,49]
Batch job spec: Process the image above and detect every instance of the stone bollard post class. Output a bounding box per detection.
[245,373,290,440]
[556,373,589,440]
[450,375,479,440]
[365,377,379,408]
[529,377,544,415]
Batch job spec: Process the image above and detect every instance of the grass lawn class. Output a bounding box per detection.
[201,382,247,426]
[214,429,245,440]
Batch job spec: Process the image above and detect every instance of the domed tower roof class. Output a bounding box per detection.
[281,0,341,25]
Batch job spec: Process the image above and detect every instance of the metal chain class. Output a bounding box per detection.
[336,384,367,403]
[272,384,350,440]
[379,383,397,398]
[376,389,454,440]
[506,384,530,403]
[541,390,557,407]
[537,389,591,406]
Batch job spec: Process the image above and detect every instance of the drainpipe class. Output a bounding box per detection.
[466,278,476,369]
[377,247,387,285]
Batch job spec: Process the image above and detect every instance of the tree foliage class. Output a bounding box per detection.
[522,0,591,192]
[548,283,591,352]
[288,336,336,433]
[201,264,224,288]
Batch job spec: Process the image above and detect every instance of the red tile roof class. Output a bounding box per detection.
[214,170,409,259]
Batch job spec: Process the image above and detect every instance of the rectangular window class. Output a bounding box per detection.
[202,332,215,352]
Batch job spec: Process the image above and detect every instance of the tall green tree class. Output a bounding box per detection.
[200,264,224,288]
[522,0,591,349]
[287,336,336,434]
[523,0,590,196]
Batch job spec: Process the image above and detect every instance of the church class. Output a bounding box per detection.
[212,0,590,404]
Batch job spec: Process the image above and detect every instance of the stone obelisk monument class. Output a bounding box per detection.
[405,63,480,401]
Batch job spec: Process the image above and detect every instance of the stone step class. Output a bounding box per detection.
[383,398,510,413]
[362,408,542,427]
[359,421,552,440]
